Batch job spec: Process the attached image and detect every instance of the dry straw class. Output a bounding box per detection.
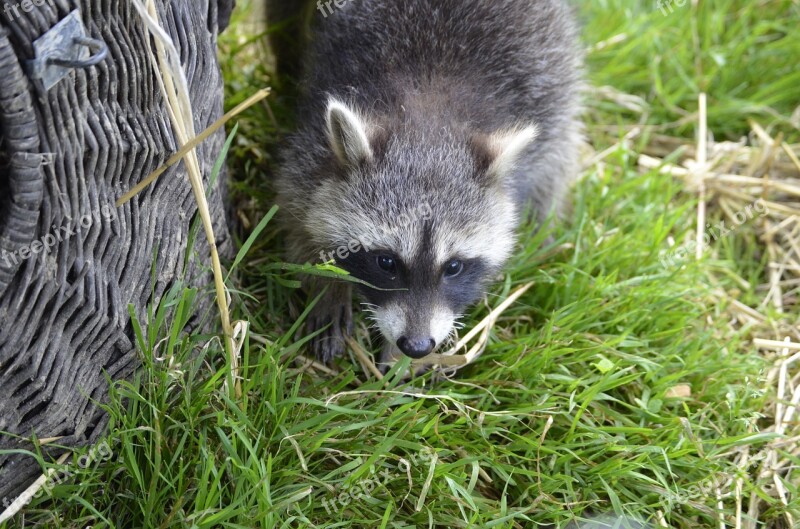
[0,453,70,524]
[127,0,268,401]
[334,87,800,524]
[333,282,535,382]
[636,93,800,529]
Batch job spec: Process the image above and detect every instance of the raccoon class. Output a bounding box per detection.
[275,0,583,366]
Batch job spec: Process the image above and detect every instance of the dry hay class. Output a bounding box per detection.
[637,93,800,529]
[311,90,800,526]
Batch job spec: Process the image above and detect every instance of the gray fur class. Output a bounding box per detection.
[275,0,583,364]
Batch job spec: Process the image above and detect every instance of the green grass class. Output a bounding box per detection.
[3,1,798,527]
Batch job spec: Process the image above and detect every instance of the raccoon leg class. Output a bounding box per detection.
[306,280,354,363]
[266,0,313,81]
[377,342,402,374]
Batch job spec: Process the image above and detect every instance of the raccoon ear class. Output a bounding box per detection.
[326,99,374,168]
[472,125,539,184]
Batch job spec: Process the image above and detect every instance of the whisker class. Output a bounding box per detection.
[451,314,467,330]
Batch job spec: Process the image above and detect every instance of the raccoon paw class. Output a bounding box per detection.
[308,295,354,363]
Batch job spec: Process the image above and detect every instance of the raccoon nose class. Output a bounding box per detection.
[396,337,436,359]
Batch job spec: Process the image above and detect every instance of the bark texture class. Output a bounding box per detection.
[0,0,235,502]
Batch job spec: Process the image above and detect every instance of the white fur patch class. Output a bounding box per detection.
[488,125,539,180]
[375,304,405,345]
[429,305,455,349]
[375,304,453,353]
[433,192,518,268]
[305,180,424,262]
[326,98,373,167]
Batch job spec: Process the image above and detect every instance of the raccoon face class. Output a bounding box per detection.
[340,246,493,359]
[306,98,538,359]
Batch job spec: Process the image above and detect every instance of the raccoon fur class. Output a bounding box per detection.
[275,0,583,366]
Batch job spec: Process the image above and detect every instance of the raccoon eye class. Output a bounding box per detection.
[376,255,397,274]
[443,259,464,278]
